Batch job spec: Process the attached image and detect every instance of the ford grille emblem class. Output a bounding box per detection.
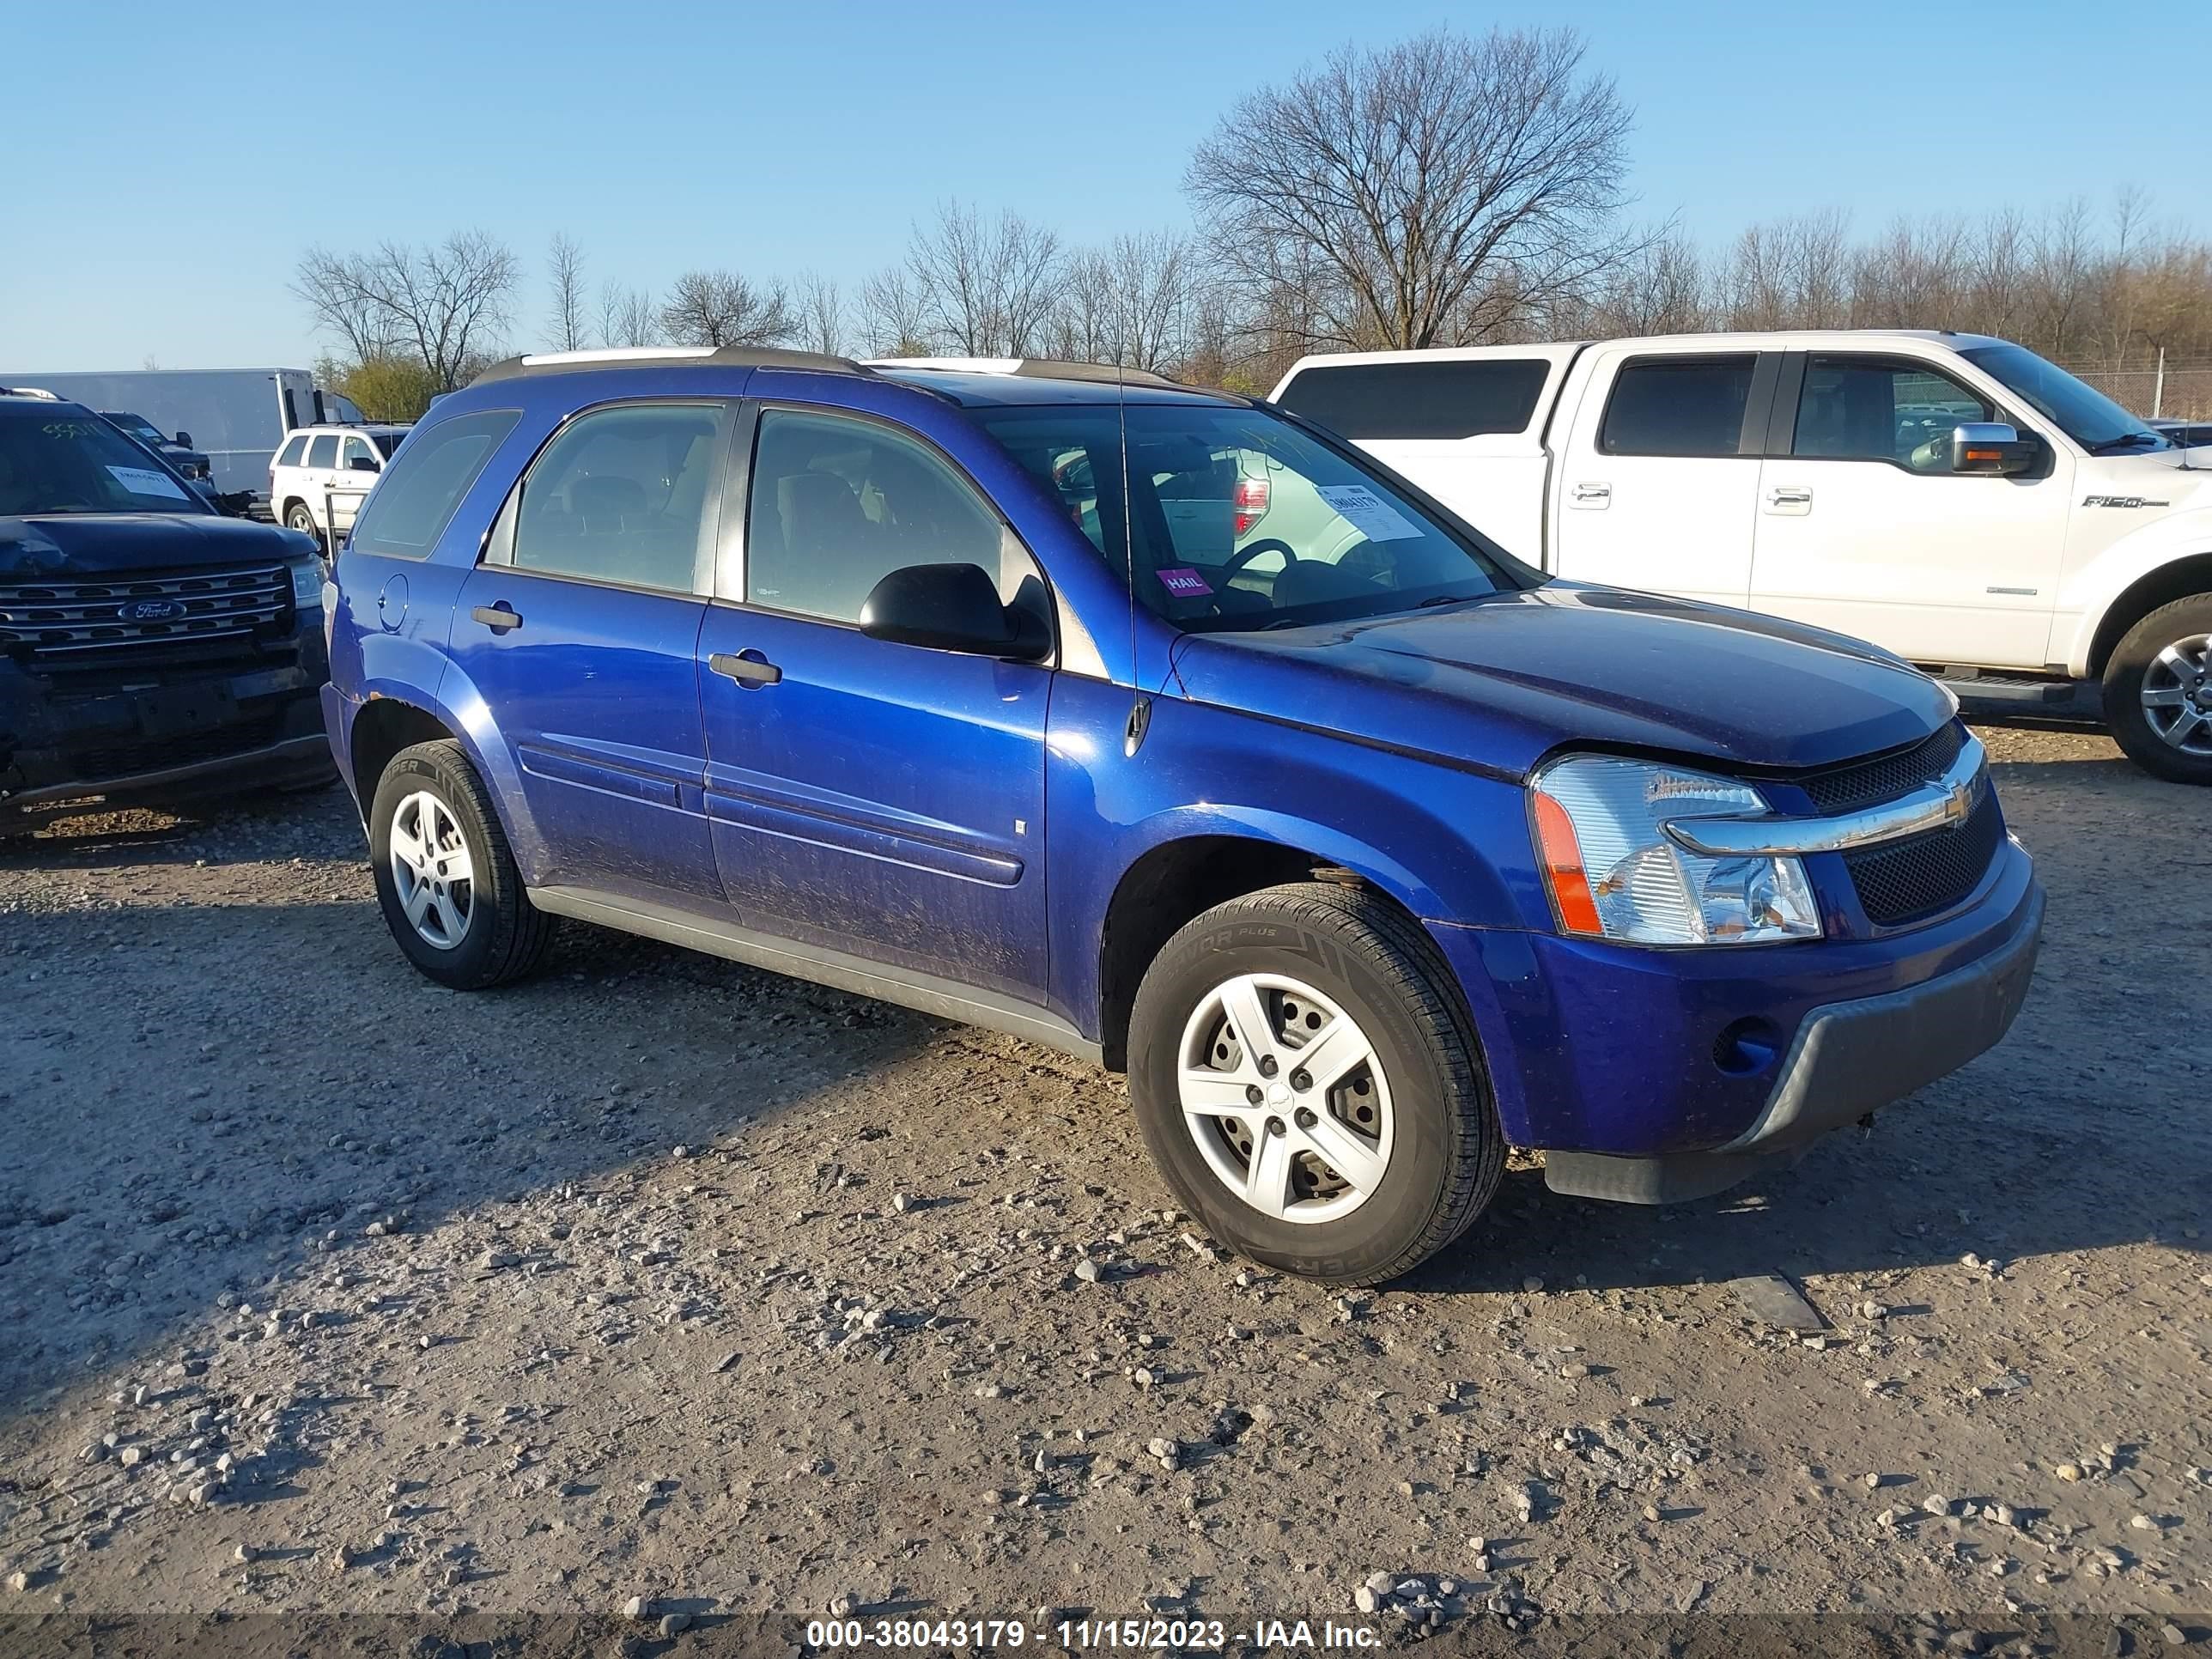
[122,599,186,623]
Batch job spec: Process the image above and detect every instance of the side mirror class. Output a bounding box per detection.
[1950,422,2037,477]
[174,430,192,447]
[859,562,1047,659]
[348,455,380,472]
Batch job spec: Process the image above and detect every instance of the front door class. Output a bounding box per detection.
[696,403,1051,1000]
[1750,352,2067,668]
[449,398,733,906]
[1552,349,1771,608]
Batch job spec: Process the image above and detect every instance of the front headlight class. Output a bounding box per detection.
[289,558,324,607]
[1529,754,1820,945]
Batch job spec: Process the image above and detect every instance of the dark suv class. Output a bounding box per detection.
[1,390,331,830]
[323,347,2043,1285]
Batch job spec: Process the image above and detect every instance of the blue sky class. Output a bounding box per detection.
[3,0,2204,370]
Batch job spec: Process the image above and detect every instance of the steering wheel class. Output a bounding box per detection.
[1219,538,1300,578]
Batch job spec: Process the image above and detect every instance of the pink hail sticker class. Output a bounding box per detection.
[1157,567,1213,598]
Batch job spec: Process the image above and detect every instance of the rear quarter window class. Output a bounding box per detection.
[1276,359,1550,440]
[348,409,520,560]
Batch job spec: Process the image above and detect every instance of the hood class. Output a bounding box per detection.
[2085,451,2212,504]
[0,512,315,579]
[1170,584,1954,778]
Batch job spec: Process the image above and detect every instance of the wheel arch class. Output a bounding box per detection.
[344,681,547,879]
[2086,550,2212,679]
[1094,829,1437,1073]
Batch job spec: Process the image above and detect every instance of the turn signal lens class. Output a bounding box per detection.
[1533,791,1602,936]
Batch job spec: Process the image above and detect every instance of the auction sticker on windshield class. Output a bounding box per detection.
[106,465,189,500]
[1316,483,1421,542]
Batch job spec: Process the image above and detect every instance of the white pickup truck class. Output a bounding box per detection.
[1271,331,2212,784]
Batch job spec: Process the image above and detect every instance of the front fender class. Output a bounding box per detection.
[2055,504,2212,675]
[1043,674,1544,1037]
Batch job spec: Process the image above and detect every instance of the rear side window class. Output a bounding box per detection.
[1277,359,1549,440]
[349,409,520,559]
[1599,356,1758,457]
[307,434,339,469]
[276,434,309,466]
[510,402,728,593]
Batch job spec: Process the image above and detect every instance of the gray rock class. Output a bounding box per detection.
[1073,1259,1101,1284]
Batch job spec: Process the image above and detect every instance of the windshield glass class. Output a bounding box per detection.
[1960,343,2168,453]
[103,412,165,443]
[372,430,407,458]
[977,402,1525,631]
[0,410,210,516]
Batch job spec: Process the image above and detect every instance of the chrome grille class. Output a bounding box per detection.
[0,565,291,662]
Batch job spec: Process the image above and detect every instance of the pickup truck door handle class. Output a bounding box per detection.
[709,650,782,688]
[1765,485,1814,507]
[1570,482,1611,507]
[470,604,522,633]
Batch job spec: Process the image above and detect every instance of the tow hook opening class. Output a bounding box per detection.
[1712,1017,1783,1079]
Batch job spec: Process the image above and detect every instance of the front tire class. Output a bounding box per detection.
[2101,594,2212,784]
[1127,882,1504,1285]
[368,740,554,988]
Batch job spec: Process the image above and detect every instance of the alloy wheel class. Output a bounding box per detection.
[2140,633,2212,754]
[388,790,476,950]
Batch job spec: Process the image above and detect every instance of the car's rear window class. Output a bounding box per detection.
[348,409,519,558]
[1276,358,1550,440]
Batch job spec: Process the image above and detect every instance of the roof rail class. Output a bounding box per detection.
[471,344,870,386]
[867,356,1182,388]
[0,385,63,401]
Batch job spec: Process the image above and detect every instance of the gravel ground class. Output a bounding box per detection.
[0,720,2205,1656]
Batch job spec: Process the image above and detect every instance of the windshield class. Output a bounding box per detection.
[977,402,1526,632]
[0,410,210,516]
[1960,343,2169,453]
[103,413,166,443]
[372,430,408,458]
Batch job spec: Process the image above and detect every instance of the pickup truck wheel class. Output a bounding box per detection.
[368,740,554,988]
[1127,882,1503,1285]
[2102,595,2212,784]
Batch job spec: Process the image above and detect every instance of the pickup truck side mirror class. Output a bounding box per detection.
[859,562,1048,660]
[174,430,192,447]
[1950,422,2037,477]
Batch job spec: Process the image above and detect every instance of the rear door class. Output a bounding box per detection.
[451,398,732,907]
[1550,347,1776,607]
[1750,351,2067,666]
[695,399,1052,1000]
[303,432,342,530]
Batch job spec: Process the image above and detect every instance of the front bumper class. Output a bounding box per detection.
[1,612,331,826]
[1430,837,2044,1202]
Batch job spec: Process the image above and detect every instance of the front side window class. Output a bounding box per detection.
[1599,356,1758,457]
[277,434,310,467]
[1792,356,1992,470]
[307,434,339,469]
[509,402,728,592]
[745,407,1030,625]
[338,435,379,472]
[349,408,519,559]
[978,402,1522,633]
[0,410,209,516]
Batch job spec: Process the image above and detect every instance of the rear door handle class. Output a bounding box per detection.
[710,650,781,687]
[1766,485,1814,506]
[1570,482,1611,507]
[470,604,522,633]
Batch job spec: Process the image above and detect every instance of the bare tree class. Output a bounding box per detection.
[858,266,932,356]
[1187,27,1635,351]
[795,270,845,356]
[546,233,588,351]
[597,283,659,349]
[294,232,520,392]
[906,202,1066,356]
[659,270,793,349]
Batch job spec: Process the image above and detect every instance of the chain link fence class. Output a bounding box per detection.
[2057,361,2212,422]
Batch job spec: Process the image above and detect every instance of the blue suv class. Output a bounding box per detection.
[323,347,2044,1285]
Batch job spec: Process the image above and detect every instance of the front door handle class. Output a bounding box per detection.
[1569,482,1611,508]
[470,603,522,633]
[1766,485,1814,506]
[710,650,782,688]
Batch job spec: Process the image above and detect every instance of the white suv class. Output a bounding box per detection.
[270,422,410,547]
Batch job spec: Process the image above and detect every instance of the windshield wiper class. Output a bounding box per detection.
[2090,433,2163,453]
[1415,593,1479,609]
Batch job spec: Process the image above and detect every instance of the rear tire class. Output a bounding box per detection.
[284,501,325,554]
[368,740,553,988]
[1127,882,1504,1285]
[2101,594,2212,784]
